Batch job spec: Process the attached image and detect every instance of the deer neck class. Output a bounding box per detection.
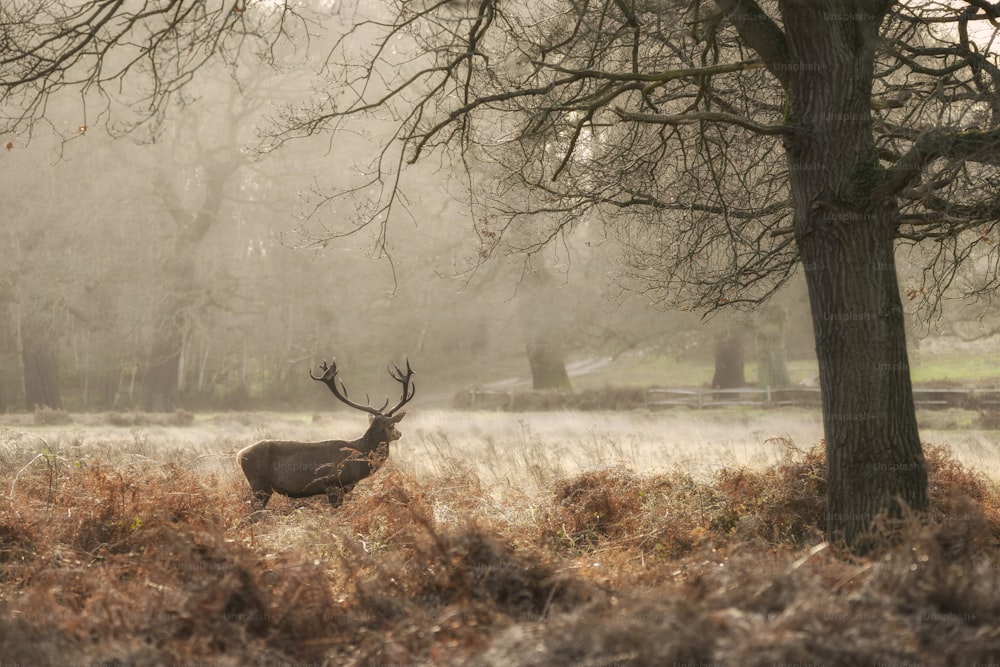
[355,427,390,454]
[348,427,390,472]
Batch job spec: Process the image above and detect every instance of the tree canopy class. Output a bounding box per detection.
[271,0,1000,310]
[0,0,309,134]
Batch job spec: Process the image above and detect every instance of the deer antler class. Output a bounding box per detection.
[385,358,416,416]
[310,359,385,416]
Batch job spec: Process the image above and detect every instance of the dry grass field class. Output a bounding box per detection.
[1,409,999,665]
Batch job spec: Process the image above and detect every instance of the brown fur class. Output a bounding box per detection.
[238,412,405,509]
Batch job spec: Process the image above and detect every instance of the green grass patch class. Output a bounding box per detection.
[569,355,821,390]
[909,351,1000,386]
[572,349,1000,391]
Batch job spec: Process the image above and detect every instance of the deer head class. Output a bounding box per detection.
[310,357,415,443]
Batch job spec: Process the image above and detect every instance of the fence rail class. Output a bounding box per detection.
[647,387,1000,409]
[460,386,1000,411]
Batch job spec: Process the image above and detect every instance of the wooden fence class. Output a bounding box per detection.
[646,387,1000,410]
[460,386,1000,411]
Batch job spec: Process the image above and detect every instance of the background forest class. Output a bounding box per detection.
[0,47,817,414]
[0,98,993,415]
[2,1,999,417]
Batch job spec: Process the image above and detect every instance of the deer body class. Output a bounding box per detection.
[238,359,414,511]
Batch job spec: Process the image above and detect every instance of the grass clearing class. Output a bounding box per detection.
[909,351,1000,386]
[0,409,998,664]
[563,348,1000,392]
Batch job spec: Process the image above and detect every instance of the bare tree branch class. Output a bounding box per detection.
[614,108,795,135]
[0,0,309,134]
[873,128,1000,203]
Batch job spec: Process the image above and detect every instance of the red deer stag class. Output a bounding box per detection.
[238,358,415,510]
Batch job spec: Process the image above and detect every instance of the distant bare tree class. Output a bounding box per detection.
[269,1,1000,552]
[0,124,145,411]
[711,329,745,391]
[517,257,573,390]
[0,1,328,411]
[140,75,250,411]
[755,304,791,390]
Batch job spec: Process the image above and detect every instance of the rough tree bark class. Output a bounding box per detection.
[778,1,927,548]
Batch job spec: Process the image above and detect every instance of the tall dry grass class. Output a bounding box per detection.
[0,411,997,664]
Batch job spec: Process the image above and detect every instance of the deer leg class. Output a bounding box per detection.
[251,489,272,511]
[326,485,346,508]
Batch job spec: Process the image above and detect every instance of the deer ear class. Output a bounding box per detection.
[390,411,406,423]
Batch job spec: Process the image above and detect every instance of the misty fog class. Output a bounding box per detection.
[5,3,1000,664]
[0,57,805,413]
[0,0,997,418]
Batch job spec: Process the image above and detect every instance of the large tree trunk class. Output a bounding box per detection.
[518,260,572,391]
[21,313,61,410]
[755,305,790,389]
[91,368,119,411]
[800,209,925,550]
[783,2,927,551]
[0,305,15,412]
[141,149,238,411]
[143,254,193,413]
[22,341,61,410]
[711,332,745,389]
[144,315,184,412]
[525,339,572,390]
